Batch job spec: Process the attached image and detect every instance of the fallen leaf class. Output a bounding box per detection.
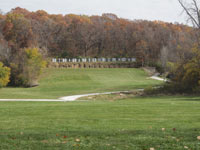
[12,137,16,140]
[75,138,80,142]
[197,136,200,140]
[56,134,59,136]
[62,141,67,144]
[162,128,165,131]
[173,128,176,131]
[184,146,188,149]
[41,140,48,143]
[63,136,67,139]
[150,148,155,150]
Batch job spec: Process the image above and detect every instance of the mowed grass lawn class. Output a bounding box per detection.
[0,68,161,99]
[0,68,199,150]
[0,96,200,149]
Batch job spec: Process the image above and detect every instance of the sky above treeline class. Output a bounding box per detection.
[1,0,186,24]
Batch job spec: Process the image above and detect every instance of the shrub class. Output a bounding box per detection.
[23,48,46,87]
[159,46,200,94]
[9,48,46,87]
[170,47,200,93]
[148,61,164,74]
[0,62,10,88]
[144,86,155,95]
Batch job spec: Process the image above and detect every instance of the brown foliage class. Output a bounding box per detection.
[0,7,196,67]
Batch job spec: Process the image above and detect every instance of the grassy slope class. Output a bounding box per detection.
[0,68,161,99]
[0,96,200,149]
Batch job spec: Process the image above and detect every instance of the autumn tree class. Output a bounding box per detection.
[167,45,200,93]
[22,48,46,87]
[0,34,11,62]
[2,13,34,59]
[161,0,200,93]
[0,7,196,69]
[9,48,46,87]
[0,62,10,88]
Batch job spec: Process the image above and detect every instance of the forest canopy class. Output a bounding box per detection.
[0,7,196,67]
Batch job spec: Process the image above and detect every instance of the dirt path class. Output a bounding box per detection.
[0,91,129,102]
[150,73,167,81]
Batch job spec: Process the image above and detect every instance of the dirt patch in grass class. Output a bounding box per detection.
[78,90,143,101]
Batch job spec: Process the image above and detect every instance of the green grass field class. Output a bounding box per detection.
[0,68,161,99]
[0,96,200,149]
[0,68,199,149]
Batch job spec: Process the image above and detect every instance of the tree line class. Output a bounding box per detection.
[0,6,199,91]
[0,7,196,66]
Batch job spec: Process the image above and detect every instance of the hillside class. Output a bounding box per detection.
[0,68,161,99]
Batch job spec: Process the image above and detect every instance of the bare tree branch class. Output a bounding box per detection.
[178,0,200,29]
[192,0,200,26]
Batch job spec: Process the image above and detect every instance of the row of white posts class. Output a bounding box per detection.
[52,58,136,63]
